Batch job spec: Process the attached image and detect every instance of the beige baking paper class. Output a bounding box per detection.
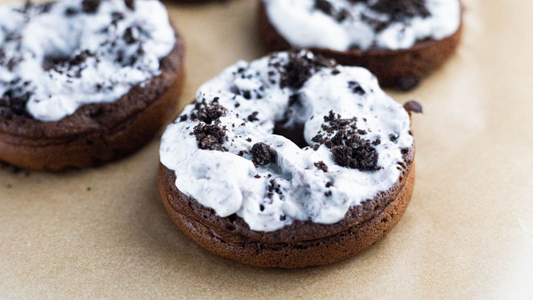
[1,0,532,299]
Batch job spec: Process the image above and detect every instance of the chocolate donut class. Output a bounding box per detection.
[0,0,184,170]
[159,50,419,268]
[258,0,463,90]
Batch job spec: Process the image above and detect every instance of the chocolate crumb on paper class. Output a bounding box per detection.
[404,101,423,114]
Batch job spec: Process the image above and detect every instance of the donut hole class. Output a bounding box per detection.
[273,121,309,149]
[271,92,314,149]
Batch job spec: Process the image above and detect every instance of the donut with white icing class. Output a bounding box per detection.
[0,0,184,170]
[159,50,420,268]
[258,0,463,90]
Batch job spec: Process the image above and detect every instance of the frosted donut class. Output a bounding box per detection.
[258,0,463,90]
[159,50,421,268]
[0,0,184,170]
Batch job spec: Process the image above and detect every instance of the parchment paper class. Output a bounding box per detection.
[1,0,532,299]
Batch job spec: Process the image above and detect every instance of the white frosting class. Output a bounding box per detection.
[264,0,461,51]
[0,0,175,122]
[160,51,413,232]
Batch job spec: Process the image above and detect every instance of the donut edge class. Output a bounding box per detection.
[257,0,463,89]
[158,162,415,268]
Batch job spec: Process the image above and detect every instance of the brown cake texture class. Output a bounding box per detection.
[0,30,185,171]
[257,0,463,90]
[159,127,417,268]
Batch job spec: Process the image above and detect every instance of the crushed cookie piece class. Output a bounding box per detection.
[348,81,365,95]
[81,0,100,14]
[314,161,329,172]
[123,27,137,44]
[251,142,273,166]
[193,123,227,151]
[370,0,431,22]
[192,99,226,124]
[312,111,380,171]
[404,101,423,114]
[247,111,259,122]
[266,179,283,199]
[315,0,334,15]
[65,7,78,16]
[124,0,135,10]
[276,51,335,89]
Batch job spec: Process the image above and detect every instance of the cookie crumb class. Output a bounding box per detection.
[348,81,365,95]
[277,51,334,89]
[193,123,227,151]
[124,0,135,10]
[251,142,273,166]
[247,111,259,122]
[314,161,329,172]
[371,0,431,23]
[81,0,100,14]
[315,0,334,15]
[404,101,423,114]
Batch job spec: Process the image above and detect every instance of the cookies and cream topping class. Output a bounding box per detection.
[263,0,461,51]
[160,51,414,232]
[0,0,175,122]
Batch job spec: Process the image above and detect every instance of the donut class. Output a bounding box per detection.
[159,50,420,268]
[258,0,463,90]
[0,0,184,170]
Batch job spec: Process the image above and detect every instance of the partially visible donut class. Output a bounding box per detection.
[159,50,420,268]
[258,0,463,90]
[0,0,185,170]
